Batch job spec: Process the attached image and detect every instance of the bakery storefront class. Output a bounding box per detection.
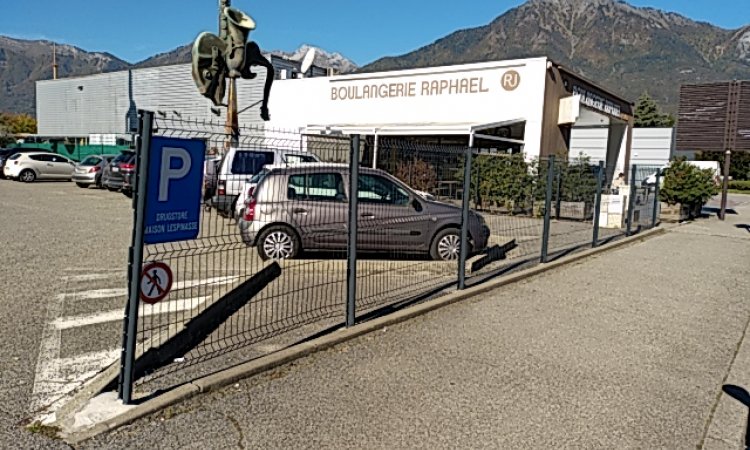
[268,56,634,183]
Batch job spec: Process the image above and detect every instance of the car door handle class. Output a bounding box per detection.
[292,208,308,215]
[361,213,375,219]
[47,164,54,167]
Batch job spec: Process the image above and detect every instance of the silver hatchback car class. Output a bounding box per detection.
[237,164,490,261]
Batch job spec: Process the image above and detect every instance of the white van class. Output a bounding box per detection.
[211,148,320,215]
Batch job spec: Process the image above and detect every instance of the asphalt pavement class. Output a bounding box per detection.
[0,180,132,449]
[2,175,748,448]
[75,194,749,449]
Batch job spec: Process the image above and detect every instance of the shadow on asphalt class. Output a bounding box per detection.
[704,206,739,216]
[722,384,750,449]
[735,224,750,233]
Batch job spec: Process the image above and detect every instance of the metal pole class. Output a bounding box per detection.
[719,150,731,221]
[626,164,638,236]
[554,167,563,221]
[226,78,239,149]
[346,135,360,327]
[458,145,473,290]
[652,167,662,227]
[118,110,153,404]
[592,161,604,247]
[541,156,555,263]
[372,133,378,169]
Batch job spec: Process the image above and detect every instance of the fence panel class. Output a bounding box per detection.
[130,117,354,395]
[353,138,467,313]
[121,114,664,399]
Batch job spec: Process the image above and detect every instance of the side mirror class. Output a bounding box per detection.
[412,198,423,212]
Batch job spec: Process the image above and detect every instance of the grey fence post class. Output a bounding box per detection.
[118,110,153,404]
[554,169,563,221]
[592,161,605,248]
[626,164,638,236]
[651,168,661,228]
[346,134,360,327]
[541,156,555,263]
[458,147,473,290]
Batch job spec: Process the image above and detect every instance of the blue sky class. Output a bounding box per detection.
[0,0,747,65]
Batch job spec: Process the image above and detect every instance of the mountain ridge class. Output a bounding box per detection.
[361,0,750,112]
[0,36,357,115]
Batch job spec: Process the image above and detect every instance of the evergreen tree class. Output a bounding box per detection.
[634,93,675,128]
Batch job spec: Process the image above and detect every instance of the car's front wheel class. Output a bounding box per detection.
[430,228,466,261]
[257,225,300,261]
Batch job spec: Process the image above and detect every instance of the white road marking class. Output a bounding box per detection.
[52,296,211,330]
[55,275,240,301]
[32,273,240,421]
[30,280,66,414]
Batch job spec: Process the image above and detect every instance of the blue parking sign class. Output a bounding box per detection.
[144,137,206,244]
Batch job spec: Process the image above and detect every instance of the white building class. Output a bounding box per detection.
[37,56,639,181]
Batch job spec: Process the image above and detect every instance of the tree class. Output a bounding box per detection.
[661,157,719,208]
[394,158,437,192]
[0,112,37,135]
[634,93,675,128]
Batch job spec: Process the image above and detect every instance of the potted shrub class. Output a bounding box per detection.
[660,157,719,222]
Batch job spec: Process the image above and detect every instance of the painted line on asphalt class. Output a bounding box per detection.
[52,296,211,330]
[55,276,241,301]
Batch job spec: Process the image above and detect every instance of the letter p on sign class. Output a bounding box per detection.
[158,147,192,202]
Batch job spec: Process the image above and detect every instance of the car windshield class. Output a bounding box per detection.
[248,168,270,184]
[113,152,134,164]
[231,151,274,175]
[284,154,319,164]
[8,153,22,160]
[0,149,15,157]
[81,156,100,166]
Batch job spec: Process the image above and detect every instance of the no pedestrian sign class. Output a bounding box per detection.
[140,262,173,305]
[144,137,206,244]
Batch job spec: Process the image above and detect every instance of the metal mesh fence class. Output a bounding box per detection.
[546,156,603,255]
[132,117,354,393]
[354,138,466,312]
[120,112,666,399]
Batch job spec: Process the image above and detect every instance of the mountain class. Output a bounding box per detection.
[134,43,359,74]
[362,0,750,113]
[0,37,358,116]
[0,36,130,115]
[268,45,359,75]
[133,44,192,69]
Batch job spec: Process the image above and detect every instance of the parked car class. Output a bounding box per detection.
[212,148,320,216]
[3,152,75,182]
[237,164,490,261]
[0,148,51,179]
[101,150,135,193]
[72,155,115,188]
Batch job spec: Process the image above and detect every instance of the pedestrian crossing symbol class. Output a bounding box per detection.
[140,262,173,305]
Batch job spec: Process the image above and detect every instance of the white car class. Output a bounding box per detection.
[3,152,75,182]
[212,148,321,216]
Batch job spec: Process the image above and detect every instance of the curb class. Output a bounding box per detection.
[63,227,666,444]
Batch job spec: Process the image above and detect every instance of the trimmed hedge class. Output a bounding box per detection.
[729,180,750,191]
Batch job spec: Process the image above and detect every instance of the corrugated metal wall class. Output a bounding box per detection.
[37,64,268,136]
[570,127,674,171]
[37,71,129,136]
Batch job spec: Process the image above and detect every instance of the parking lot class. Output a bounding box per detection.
[0,171,628,437]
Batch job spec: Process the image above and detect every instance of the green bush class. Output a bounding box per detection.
[695,151,750,181]
[661,157,719,207]
[460,153,533,211]
[729,180,750,191]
